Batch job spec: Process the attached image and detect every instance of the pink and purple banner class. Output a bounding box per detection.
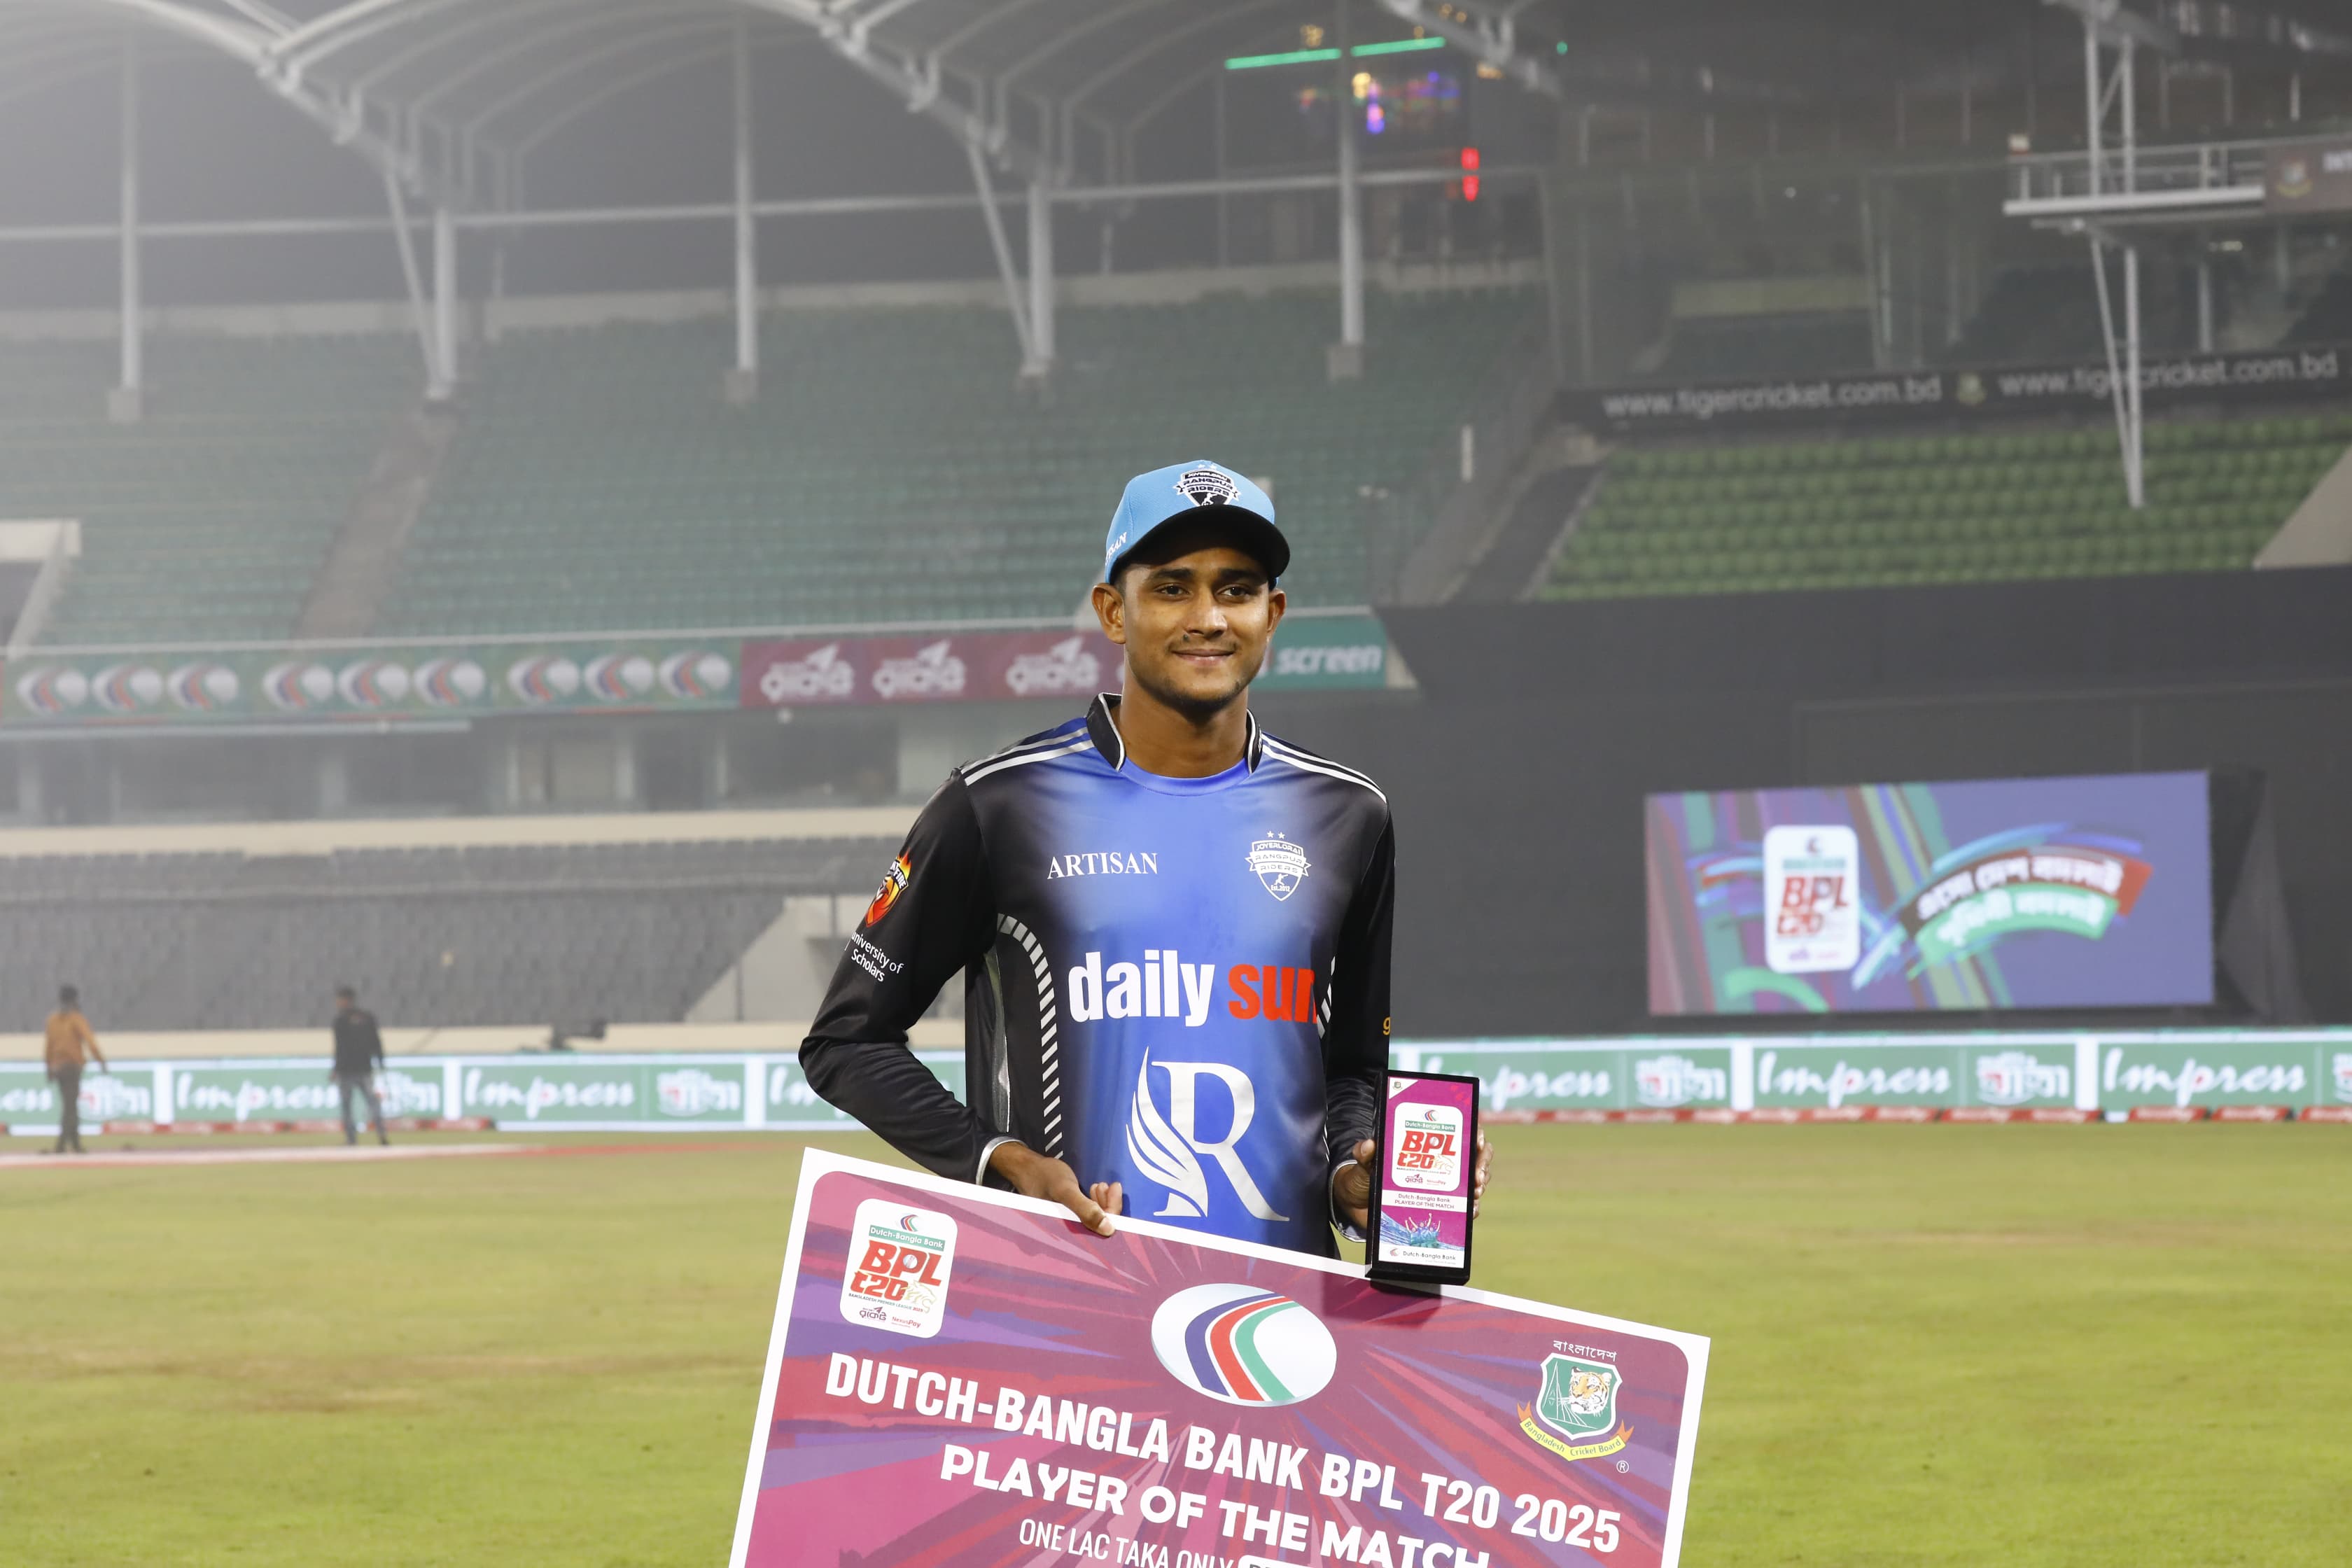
[729,1153,1709,1568]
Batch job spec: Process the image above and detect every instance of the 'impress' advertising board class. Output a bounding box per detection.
[1646,772,2215,1016]
[729,1152,1709,1568]
[8,1034,2351,1138]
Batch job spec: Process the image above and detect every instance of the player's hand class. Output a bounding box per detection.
[988,1142,1116,1237]
[1334,1130,1494,1235]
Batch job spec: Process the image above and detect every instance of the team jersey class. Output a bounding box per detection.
[801,694,1394,1256]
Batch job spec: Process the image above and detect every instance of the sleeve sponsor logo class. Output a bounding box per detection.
[862,853,912,929]
[841,1199,957,1338]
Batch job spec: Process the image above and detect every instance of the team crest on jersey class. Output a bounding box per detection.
[1247,833,1310,901]
[862,854,911,928]
[1175,465,1240,508]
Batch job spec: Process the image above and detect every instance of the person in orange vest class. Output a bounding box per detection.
[43,985,107,1156]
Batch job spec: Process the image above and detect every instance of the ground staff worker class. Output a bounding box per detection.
[44,985,106,1155]
[332,986,390,1146]
[802,461,1489,1254]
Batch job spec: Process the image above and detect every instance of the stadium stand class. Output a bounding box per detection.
[0,337,415,645]
[2285,265,2352,344]
[1655,314,1873,381]
[1942,265,2190,365]
[379,289,1539,634]
[0,836,895,1030]
[1543,412,2348,599]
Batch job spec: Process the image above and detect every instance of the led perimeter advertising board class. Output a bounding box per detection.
[1646,771,2214,1015]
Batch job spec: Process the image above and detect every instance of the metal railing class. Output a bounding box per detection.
[2004,135,2277,214]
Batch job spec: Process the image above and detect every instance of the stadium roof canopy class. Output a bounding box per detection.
[5,0,2348,212]
[0,0,1604,211]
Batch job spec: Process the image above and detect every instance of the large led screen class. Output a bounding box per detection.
[1646,772,2214,1014]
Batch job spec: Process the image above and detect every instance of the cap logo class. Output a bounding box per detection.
[1175,465,1240,508]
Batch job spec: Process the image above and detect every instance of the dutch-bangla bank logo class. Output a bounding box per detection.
[1149,1283,1337,1408]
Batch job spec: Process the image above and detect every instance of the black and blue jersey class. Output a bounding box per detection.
[802,694,1394,1257]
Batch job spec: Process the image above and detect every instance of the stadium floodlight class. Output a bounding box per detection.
[1374,0,1562,97]
[1224,37,1446,71]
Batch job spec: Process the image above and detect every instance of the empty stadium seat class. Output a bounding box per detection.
[0,337,416,645]
[377,290,1537,633]
[1544,412,2346,601]
[0,838,896,1030]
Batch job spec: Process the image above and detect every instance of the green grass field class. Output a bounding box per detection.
[5,1126,2347,1567]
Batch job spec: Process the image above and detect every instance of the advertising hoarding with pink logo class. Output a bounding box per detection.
[740,615,1392,710]
[728,1152,1710,1568]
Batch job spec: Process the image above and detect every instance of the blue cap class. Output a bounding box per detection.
[1101,461,1287,585]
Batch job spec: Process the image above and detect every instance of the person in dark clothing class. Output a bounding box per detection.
[330,986,388,1147]
[43,984,106,1156]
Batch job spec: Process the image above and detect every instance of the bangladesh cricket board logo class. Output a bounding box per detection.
[1518,1352,1632,1465]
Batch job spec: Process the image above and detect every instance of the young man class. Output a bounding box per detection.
[802,459,1489,1255]
[330,986,389,1147]
[43,985,106,1156]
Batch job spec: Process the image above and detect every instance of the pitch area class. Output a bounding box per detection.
[5,1126,2344,1566]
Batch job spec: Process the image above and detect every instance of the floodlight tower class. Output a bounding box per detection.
[2038,0,2183,510]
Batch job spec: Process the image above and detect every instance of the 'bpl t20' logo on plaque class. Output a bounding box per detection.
[1763,825,1861,975]
[840,1200,958,1338]
[1390,1101,1464,1191]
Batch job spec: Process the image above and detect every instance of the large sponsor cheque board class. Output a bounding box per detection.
[729,1153,1709,1568]
[1646,771,2215,1015]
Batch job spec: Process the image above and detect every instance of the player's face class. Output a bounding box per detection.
[1098,543,1285,718]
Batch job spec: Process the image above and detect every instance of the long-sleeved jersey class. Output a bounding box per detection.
[801,695,1394,1256]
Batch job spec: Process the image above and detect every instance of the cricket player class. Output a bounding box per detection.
[802,460,1490,1255]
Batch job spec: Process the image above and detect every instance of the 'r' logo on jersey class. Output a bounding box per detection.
[1124,1053,1289,1222]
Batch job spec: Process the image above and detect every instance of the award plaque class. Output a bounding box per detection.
[1366,1068,1479,1286]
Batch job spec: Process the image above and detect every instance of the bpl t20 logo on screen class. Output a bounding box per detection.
[839,1200,958,1338]
[1764,825,1861,974]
